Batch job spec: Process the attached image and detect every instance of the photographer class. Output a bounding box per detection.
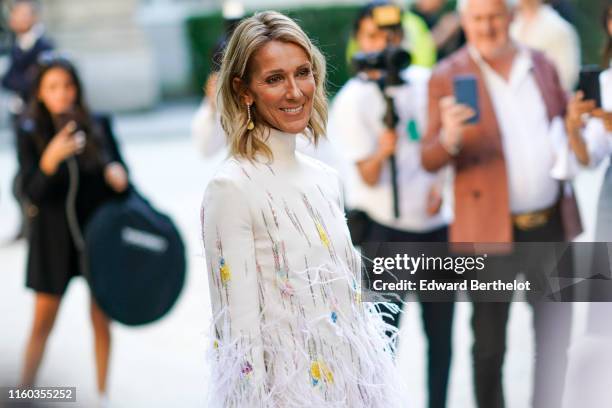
[328,2,453,408]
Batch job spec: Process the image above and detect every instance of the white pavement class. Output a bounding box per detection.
[0,103,608,407]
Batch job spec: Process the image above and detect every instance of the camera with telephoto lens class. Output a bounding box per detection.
[351,46,411,86]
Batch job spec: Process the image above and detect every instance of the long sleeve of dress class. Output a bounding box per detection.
[16,126,70,205]
[201,174,268,407]
[96,115,129,170]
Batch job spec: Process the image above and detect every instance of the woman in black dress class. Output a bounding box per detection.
[16,53,128,402]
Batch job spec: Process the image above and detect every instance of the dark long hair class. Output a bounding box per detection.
[604,4,612,67]
[24,52,106,170]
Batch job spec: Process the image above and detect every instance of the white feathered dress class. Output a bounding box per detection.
[201,128,407,407]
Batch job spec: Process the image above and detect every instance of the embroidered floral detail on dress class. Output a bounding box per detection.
[315,221,330,248]
[310,360,334,386]
[241,361,253,378]
[330,311,338,323]
[219,258,231,286]
[352,278,362,303]
[278,278,295,298]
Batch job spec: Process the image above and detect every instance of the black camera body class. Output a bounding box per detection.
[351,46,411,86]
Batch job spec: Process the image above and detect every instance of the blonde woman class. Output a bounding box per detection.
[201,11,405,407]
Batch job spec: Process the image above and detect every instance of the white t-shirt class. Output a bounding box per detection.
[328,66,449,233]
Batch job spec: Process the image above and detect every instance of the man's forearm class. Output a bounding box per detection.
[421,136,454,172]
[356,152,388,186]
[567,127,591,166]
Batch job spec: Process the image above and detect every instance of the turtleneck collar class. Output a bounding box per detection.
[262,127,298,166]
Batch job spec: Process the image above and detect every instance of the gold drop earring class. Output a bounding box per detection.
[246,103,254,130]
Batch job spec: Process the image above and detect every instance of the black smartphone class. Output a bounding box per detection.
[55,111,84,133]
[578,65,602,107]
[453,75,480,124]
[55,111,87,153]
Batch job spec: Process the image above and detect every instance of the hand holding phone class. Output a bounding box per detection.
[72,130,86,153]
[55,111,87,154]
[439,95,475,155]
[40,121,85,175]
[566,91,596,135]
[578,65,602,108]
[453,75,480,124]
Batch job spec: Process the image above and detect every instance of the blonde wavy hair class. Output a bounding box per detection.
[216,10,328,160]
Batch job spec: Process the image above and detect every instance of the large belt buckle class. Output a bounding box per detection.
[513,210,549,231]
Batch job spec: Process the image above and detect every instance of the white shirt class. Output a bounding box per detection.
[511,4,581,93]
[16,23,45,51]
[469,46,562,214]
[328,66,449,232]
[201,128,406,406]
[583,67,612,167]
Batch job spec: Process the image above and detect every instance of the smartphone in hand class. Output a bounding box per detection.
[453,75,480,124]
[578,65,602,108]
[56,112,87,154]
